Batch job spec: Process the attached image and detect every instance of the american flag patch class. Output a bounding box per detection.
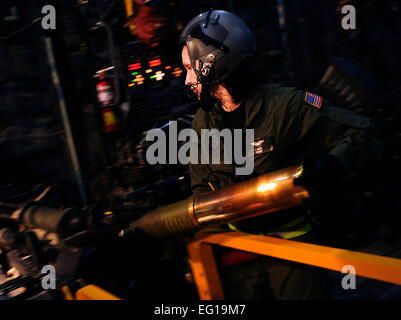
[305,92,322,108]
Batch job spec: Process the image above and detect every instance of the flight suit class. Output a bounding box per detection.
[189,83,383,299]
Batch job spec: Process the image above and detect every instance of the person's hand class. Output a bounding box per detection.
[293,154,345,199]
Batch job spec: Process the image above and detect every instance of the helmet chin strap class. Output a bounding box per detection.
[185,75,216,112]
[199,79,215,112]
[197,57,217,112]
[185,82,201,100]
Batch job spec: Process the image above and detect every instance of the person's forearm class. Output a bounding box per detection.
[329,128,384,173]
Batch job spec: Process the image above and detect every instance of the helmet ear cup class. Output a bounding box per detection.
[201,66,210,77]
[200,53,215,77]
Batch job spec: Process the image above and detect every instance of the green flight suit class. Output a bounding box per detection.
[189,83,383,299]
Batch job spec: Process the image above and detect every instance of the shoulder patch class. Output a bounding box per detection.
[304,91,322,109]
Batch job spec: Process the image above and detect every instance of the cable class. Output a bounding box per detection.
[0,17,42,41]
[44,37,88,207]
[0,131,64,143]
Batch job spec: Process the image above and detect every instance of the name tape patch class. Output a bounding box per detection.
[250,136,274,156]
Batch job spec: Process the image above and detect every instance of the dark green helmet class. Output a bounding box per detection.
[179,9,254,84]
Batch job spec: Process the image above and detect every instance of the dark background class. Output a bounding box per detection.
[0,0,400,300]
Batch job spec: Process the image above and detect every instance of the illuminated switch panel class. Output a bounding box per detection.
[128,61,145,87]
[127,57,186,92]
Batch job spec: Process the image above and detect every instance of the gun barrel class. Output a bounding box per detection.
[21,205,80,238]
[132,165,309,237]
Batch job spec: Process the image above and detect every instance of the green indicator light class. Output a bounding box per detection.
[150,75,156,79]
[131,79,135,83]
[132,72,138,76]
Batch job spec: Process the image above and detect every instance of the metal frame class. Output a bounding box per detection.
[187,231,401,300]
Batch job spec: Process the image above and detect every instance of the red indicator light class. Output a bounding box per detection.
[149,59,161,67]
[128,63,142,71]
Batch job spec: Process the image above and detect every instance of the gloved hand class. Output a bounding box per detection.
[293,154,345,199]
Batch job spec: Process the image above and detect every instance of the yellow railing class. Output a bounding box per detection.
[62,284,121,300]
[187,231,401,300]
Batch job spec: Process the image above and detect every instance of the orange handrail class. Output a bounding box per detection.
[187,231,401,300]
